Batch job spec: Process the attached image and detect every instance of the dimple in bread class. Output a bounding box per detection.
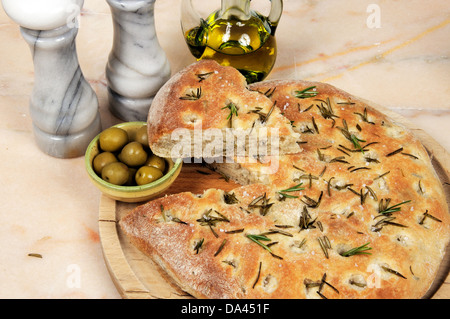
[147,60,301,160]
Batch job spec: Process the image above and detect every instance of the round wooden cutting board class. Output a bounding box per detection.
[98,107,450,299]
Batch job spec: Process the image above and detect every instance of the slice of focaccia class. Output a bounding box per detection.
[120,182,449,299]
[147,60,301,159]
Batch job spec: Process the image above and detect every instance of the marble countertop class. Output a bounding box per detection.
[0,0,449,298]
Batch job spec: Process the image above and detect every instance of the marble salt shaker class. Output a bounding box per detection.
[106,0,171,122]
[2,0,102,158]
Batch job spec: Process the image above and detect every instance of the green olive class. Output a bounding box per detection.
[93,151,117,175]
[101,162,129,185]
[99,127,129,152]
[135,166,163,185]
[145,154,166,172]
[135,125,149,148]
[118,141,148,167]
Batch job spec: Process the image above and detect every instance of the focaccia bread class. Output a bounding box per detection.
[147,60,301,159]
[120,182,449,299]
[121,77,449,299]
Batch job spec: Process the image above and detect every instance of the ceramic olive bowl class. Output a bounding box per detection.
[85,121,182,203]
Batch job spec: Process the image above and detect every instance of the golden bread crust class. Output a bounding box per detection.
[147,60,300,158]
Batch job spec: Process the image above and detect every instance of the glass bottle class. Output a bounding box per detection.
[181,0,283,83]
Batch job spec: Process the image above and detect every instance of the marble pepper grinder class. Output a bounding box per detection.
[106,0,171,122]
[2,0,102,158]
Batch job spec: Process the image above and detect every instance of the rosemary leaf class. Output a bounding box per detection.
[297,238,307,249]
[171,217,188,225]
[295,86,318,99]
[386,147,404,157]
[374,171,390,180]
[340,242,372,257]
[301,191,323,208]
[223,192,239,204]
[266,228,294,237]
[317,291,328,299]
[350,167,371,173]
[225,228,245,234]
[262,102,277,124]
[354,108,375,124]
[197,209,230,236]
[312,116,319,134]
[214,239,227,257]
[252,262,262,288]
[327,177,334,197]
[419,210,442,225]
[315,97,339,124]
[381,266,407,279]
[194,238,204,254]
[264,87,276,98]
[160,204,166,222]
[318,237,329,259]
[248,193,273,216]
[274,224,294,228]
[222,102,239,120]
[378,199,411,215]
[196,72,213,82]
[336,119,366,152]
[319,166,327,177]
[246,234,273,253]
[401,152,419,160]
[299,206,317,231]
[277,182,305,199]
[180,87,202,100]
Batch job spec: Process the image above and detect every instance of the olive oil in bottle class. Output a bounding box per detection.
[184,6,278,84]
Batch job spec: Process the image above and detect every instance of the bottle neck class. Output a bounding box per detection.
[220,0,251,20]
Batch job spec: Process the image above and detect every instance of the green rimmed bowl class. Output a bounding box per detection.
[85,121,182,203]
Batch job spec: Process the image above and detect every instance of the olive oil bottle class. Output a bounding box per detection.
[181,0,283,83]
